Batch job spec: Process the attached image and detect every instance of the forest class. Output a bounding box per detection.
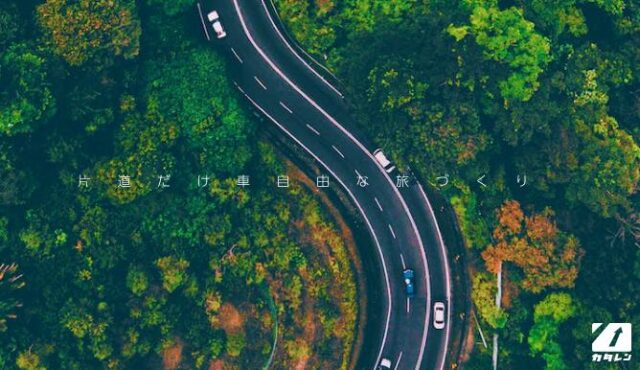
[2,0,640,369]
[273,0,640,369]
[1,0,359,369]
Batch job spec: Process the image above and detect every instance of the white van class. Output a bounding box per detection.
[373,149,396,173]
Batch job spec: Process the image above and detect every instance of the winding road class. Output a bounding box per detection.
[199,1,453,369]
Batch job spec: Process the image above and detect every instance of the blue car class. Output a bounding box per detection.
[403,269,415,296]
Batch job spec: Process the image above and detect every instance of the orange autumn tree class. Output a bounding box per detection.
[482,200,581,293]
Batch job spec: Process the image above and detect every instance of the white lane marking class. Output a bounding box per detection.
[400,253,406,269]
[374,197,383,212]
[332,145,345,159]
[388,224,396,239]
[232,5,430,368]
[417,183,452,370]
[254,75,267,90]
[196,3,211,41]
[407,297,411,313]
[305,124,320,135]
[279,101,293,113]
[260,0,343,97]
[354,169,362,178]
[394,352,404,370]
[237,92,393,361]
[233,82,246,95]
[231,47,243,63]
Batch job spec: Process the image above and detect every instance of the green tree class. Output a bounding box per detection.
[155,256,189,293]
[562,115,640,218]
[16,350,43,370]
[144,48,254,174]
[95,96,178,204]
[472,272,507,329]
[272,0,338,56]
[126,266,149,296]
[450,2,551,102]
[60,301,114,361]
[226,332,246,357]
[528,293,575,370]
[523,0,587,38]
[0,44,55,135]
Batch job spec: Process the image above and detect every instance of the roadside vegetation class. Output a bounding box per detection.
[0,0,359,369]
[274,0,640,368]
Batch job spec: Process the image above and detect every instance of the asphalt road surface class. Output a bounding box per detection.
[198,2,453,369]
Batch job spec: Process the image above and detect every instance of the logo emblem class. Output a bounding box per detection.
[592,323,632,363]
[592,323,632,352]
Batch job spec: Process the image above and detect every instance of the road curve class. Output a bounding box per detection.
[199,1,453,369]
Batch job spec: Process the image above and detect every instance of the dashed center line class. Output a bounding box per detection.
[331,145,345,159]
[230,47,243,63]
[279,101,293,113]
[233,82,246,94]
[400,253,406,269]
[230,6,429,366]
[254,75,267,90]
[388,224,396,239]
[406,297,411,313]
[305,124,320,135]
[374,197,383,212]
[395,352,404,370]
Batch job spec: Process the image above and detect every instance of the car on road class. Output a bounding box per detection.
[377,358,392,369]
[433,301,446,329]
[212,21,226,39]
[206,9,226,39]
[373,149,396,173]
[207,10,219,22]
[403,268,415,296]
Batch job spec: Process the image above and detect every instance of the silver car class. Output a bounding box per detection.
[207,10,219,22]
[433,301,446,329]
[212,21,226,39]
[373,149,396,173]
[378,358,392,369]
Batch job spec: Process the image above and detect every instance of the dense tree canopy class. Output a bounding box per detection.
[0,0,638,368]
[528,293,575,370]
[0,44,55,136]
[450,2,552,102]
[0,1,360,369]
[143,48,254,174]
[37,0,141,66]
[274,0,640,367]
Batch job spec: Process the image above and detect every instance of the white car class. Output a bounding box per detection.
[378,358,392,369]
[373,149,396,173]
[433,301,446,329]
[207,10,219,22]
[212,21,226,39]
